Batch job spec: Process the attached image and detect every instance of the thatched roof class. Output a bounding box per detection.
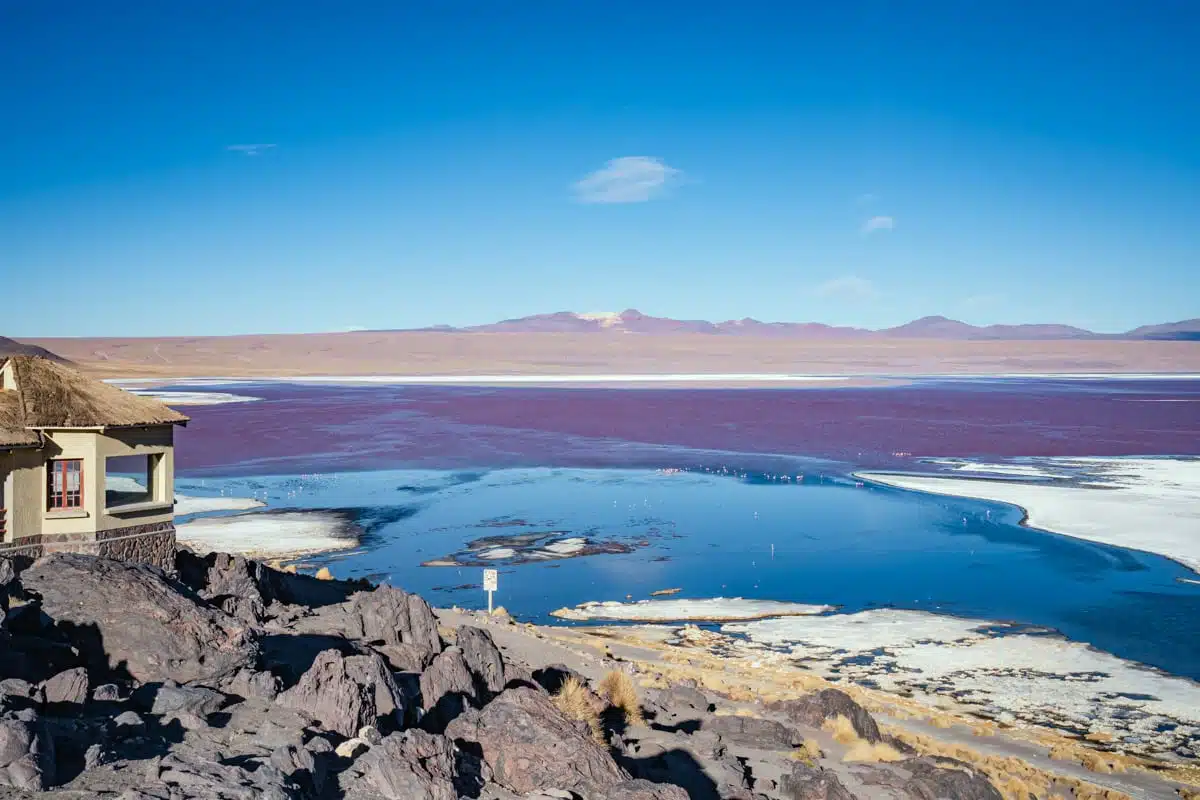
[0,357,188,447]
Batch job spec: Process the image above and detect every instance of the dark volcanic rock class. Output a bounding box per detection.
[347,585,442,656]
[348,730,464,800]
[277,649,404,738]
[779,761,858,800]
[532,663,587,694]
[155,748,299,799]
[144,684,227,719]
[705,714,802,749]
[419,647,477,731]
[655,683,711,714]
[769,689,881,743]
[225,667,283,700]
[0,709,55,790]
[456,625,506,697]
[39,666,88,707]
[22,553,258,685]
[901,756,1003,800]
[446,686,629,795]
[600,778,691,800]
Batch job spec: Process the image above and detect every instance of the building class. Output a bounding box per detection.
[0,356,189,568]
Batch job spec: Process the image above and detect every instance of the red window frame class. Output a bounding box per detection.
[47,459,84,510]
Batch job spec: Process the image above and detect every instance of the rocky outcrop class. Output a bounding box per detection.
[705,714,802,749]
[348,585,441,654]
[769,689,881,743]
[446,687,629,795]
[0,709,55,790]
[276,649,404,738]
[779,761,858,800]
[901,757,1003,800]
[39,667,88,708]
[345,730,464,800]
[600,778,691,800]
[456,625,506,696]
[419,646,478,731]
[22,553,258,685]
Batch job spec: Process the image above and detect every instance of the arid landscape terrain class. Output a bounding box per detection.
[15,332,1200,381]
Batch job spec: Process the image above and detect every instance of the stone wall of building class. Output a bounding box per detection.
[95,522,176,571]
[0,522,176,571]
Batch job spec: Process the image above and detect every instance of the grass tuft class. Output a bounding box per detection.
[822,714,860,745]
[842,740,905,763]
[553,676,604,743]
[599,670,644,727]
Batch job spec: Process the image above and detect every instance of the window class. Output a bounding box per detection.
[105,453,161,509]
[48,459,83,510]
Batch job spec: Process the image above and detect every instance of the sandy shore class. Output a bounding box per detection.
[857,458,1200,574]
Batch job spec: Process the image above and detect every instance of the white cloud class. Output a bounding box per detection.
[861,215,894,234]
[573,156,682,204]
[815,276,878,300]
[227,144,277,156]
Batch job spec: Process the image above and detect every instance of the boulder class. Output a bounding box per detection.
[156,749,298,799]
[351,730,461,800]
[600,779,691,800]
[347,585,442,657]
[376,642,437,672]
[901,757,1002,800]
[456,625,506,696]
[655,684,711,715]
[705,715,802,750]
[145,684,227,719]
[419,647,477,731]
[269,742,327,795]
[779,761,858,800]
[446,687,628,795]
[225,667,283,700]
[532,663,587,695]
[22,553,258,686]
[0,709,55,790]
[769,689,881,743]
[39,666,89,708]
[277,649,404,738]
[92,683,122,702]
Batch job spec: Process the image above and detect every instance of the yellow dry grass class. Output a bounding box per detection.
[793,738,823,763]
[842,740,906,763]
[599,670,644,727]
[822,714,860,745]
[314,567,333,580]
[536,624,1197,796]
[553,676,604,743]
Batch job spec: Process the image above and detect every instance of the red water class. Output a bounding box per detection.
[173,379,1200,476]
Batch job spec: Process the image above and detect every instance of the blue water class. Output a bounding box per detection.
[178,465,1200,681]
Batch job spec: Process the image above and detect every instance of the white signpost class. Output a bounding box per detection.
[482,568,498,614]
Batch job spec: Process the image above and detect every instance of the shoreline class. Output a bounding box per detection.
[856,458,1200,575]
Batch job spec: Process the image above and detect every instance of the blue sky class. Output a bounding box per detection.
[2,1,1197,337]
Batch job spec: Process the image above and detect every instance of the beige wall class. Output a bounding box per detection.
[94,425,176,532]
[1,447,49,541]
[5,425,177,540]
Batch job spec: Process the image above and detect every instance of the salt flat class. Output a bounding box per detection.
[551,597,836,622]
[859,457,1200,574]
[722,609,1200,759]
[176,510,358,558]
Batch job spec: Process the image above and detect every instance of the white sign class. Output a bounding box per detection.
[482,569,498,614]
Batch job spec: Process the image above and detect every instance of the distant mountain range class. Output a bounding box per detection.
[403,310,1200,340]
[0,336,68,361]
